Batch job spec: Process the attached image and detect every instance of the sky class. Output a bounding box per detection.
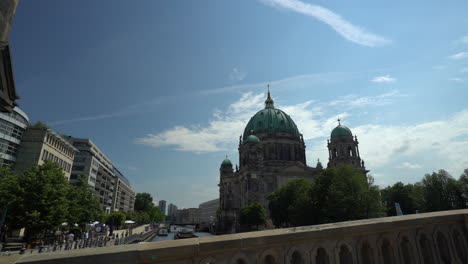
[8,0,468,209]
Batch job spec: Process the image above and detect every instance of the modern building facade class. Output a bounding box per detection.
[218,91,367,233]
[0,107,28,166]
[199,198,218,231]
[15,126,77,180]
[112,167,136,212]
[167,203,178,222]
[158,200,166,215]
[176,208,199,225]
[66,137,117,213]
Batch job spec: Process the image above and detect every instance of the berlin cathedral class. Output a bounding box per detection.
[218,90,367,233]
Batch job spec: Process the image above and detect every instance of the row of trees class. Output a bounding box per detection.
[381,169,468,216]
[103,193,164,227]
[263,165,468,228]
[267,165,383,227]
[0,162,164,241]
[0,162,102,241]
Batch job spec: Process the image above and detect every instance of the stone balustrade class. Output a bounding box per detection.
[15,209,468,264]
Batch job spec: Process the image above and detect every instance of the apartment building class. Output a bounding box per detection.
[15,126,77,180]
[65,137,117,213]
[112,167,136,212]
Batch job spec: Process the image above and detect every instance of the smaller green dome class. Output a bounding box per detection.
[245,135,260,143]
[331,125,353,138]
[221,157,232,166]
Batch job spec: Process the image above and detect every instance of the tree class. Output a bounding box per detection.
[458,168,468,207]
[311,165,384,224]
[268,179,313,227]
[149,206,165,223]
[129,193,165,224]
[422,170,464,212]
[8,161,70,241]
[66,178,103,230]
[381,182,424,216]
[239,202,266,230]
[134,193,153,212]
[104,211,126,227]
[31,121,49,128]
[268,164,384,227]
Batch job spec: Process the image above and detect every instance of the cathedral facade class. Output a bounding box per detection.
[218,91,366,233]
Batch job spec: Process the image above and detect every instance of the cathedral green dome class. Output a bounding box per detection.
[245,134,260,143]
[331,124,353,138]
[221,157,232,166]
[243,91,300,139]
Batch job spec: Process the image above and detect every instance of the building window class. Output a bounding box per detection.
[41,150,48,161]
[72,165,85,171]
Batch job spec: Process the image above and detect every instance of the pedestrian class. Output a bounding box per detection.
[68,233,74,244]
[116,233,119,239]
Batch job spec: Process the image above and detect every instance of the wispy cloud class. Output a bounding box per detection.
[432,65,446,70]
[49,96,172,125]
[229,68,248,82]
[371,75,396,83]
[127,165,139,171]
[397,162,422,169]
[461,68,468,73]
[201,71,362,95]
[329,90,405,108]
[448,52,468,60]
[450,78,464,82]
[259,0,389,47]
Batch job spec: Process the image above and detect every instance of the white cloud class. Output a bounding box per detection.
[229,68,247,82]
[135,92,264,152]
[397,162,422,169]
[450,78,464,82]
[329,90,404,108]
[448,52,468,60]
[461,68,468,73]
[259,0,389,47]
[353,110,468,177]
[136,93,468,184]
[371,75,396,83]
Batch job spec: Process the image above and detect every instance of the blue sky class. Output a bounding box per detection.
[9,0,468,208]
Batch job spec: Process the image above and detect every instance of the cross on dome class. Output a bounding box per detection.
[265,84,274,109]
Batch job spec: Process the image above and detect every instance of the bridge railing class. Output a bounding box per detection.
[14,209,468,264]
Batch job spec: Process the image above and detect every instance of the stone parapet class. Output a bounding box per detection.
[15,209,468,263]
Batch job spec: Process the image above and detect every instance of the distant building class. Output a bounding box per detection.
[65,137,117,213]
[176,208,199,225]
[198,199,219,225]
[15,126,77,180]
[167,203,178,222]
[199,199,218,232]
[158,200,166,215]
[112,167,136,212]
[0,107,28,166]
